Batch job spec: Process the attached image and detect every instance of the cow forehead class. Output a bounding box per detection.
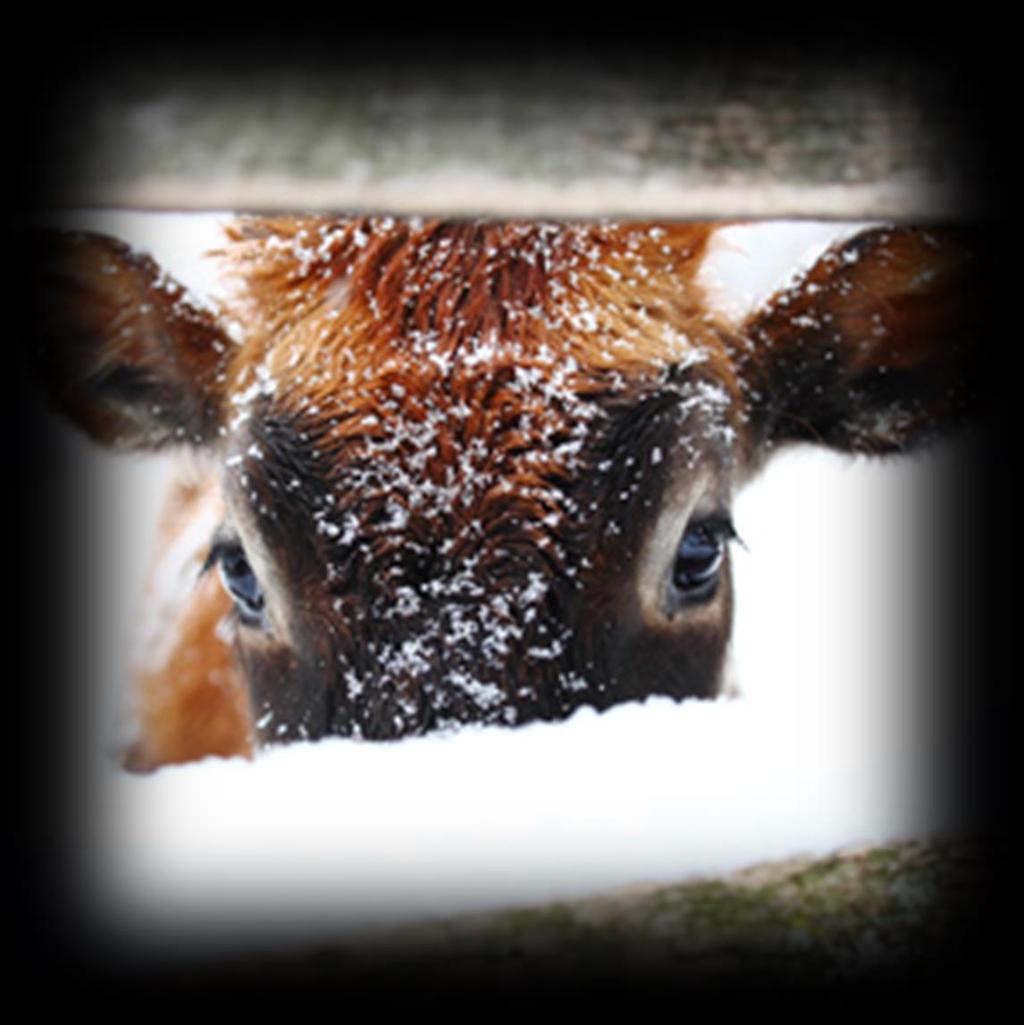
[223,217,741,457]
[225,217,728,369]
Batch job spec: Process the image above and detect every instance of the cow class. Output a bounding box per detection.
[26,216,979,772]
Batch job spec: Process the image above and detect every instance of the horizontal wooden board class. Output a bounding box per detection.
[29,42,985,220]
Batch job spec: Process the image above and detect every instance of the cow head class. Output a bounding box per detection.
[27,217,979,769]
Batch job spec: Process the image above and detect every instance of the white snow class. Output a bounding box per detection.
[50,214,966,956]
[696,219,878,326]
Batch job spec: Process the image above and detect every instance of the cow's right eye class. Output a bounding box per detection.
[209,541,266,627]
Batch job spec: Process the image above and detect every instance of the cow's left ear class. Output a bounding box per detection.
[24,229,233,450]
[739,225,983,456]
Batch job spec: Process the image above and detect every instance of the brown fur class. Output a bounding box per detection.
[124,468,253,770]
[222,219,746,470]
[125,571,253,770]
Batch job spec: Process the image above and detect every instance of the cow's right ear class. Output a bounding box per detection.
[25,230,232,450]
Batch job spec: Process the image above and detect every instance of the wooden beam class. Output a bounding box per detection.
[29,40,986,220]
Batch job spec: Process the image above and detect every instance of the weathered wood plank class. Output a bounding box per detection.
[143,838,1002,995]
[32,44,982,219]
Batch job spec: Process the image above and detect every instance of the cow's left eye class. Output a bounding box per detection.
[672,517,735,602]
[209,540,266,627]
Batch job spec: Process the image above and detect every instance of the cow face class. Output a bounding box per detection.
[26,217,979,768]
